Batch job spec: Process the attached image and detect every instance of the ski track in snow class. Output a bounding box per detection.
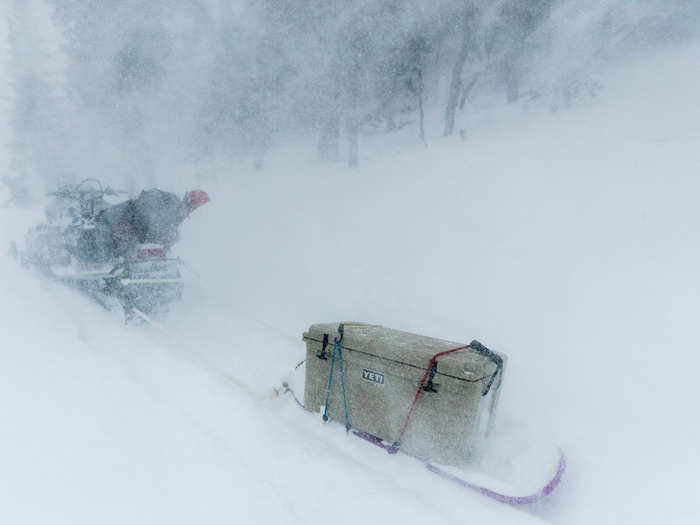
[0,254,543,525]
[2,31,700,525]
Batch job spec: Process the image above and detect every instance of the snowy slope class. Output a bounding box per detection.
[0,220,547,525]
[2,31,700,525]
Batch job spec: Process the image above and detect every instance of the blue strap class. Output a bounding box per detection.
[321,325,351,431]
[336,342,351,431]
[321,341,337,422]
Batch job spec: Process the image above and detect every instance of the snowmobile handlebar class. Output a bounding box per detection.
[47,178,126,200]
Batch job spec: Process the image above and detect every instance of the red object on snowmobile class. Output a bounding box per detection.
[185,190,210,212]
[136,244,166,259]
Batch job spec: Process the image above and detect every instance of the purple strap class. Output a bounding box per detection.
[285,384,311,412]
[353,430,565,505]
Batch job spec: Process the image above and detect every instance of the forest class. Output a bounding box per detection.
[6,0,700,192]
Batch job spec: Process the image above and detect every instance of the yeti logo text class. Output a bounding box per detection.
[362,369,385,385]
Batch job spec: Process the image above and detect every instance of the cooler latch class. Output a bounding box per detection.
[469,339,504,396]
[422,361,440,393]
[316,333,329,360]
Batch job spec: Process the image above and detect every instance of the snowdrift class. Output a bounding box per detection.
[2,41,700,525]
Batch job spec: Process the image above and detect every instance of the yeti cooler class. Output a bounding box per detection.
[303,323,506,465]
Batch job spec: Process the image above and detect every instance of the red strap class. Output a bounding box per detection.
[392,344,471,450]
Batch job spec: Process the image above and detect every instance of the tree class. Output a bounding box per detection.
[8,0,67,197]
[443,7,478,137]
[497,0,554,103]
[392,36,430,143]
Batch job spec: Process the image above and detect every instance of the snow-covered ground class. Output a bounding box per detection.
[1,13,700,525]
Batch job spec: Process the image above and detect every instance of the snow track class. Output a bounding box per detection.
[2,39,700,525]
[0,249,548,525]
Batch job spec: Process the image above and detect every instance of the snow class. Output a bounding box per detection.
[0,230,544,525]
[2,9,700,525]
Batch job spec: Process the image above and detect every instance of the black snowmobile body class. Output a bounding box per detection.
[19,179,192,321]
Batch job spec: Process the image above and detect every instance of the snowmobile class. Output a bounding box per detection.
[18,178,209,321]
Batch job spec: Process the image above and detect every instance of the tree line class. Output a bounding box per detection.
[6,0,700,192]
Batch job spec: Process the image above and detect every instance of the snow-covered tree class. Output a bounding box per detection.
[8,0,68,200]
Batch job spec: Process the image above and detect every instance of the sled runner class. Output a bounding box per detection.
[353,429,566,505]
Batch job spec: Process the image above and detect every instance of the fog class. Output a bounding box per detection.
[1,2,699,525]
[5,0,700,192]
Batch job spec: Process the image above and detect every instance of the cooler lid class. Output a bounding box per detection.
[303,322,500,384]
